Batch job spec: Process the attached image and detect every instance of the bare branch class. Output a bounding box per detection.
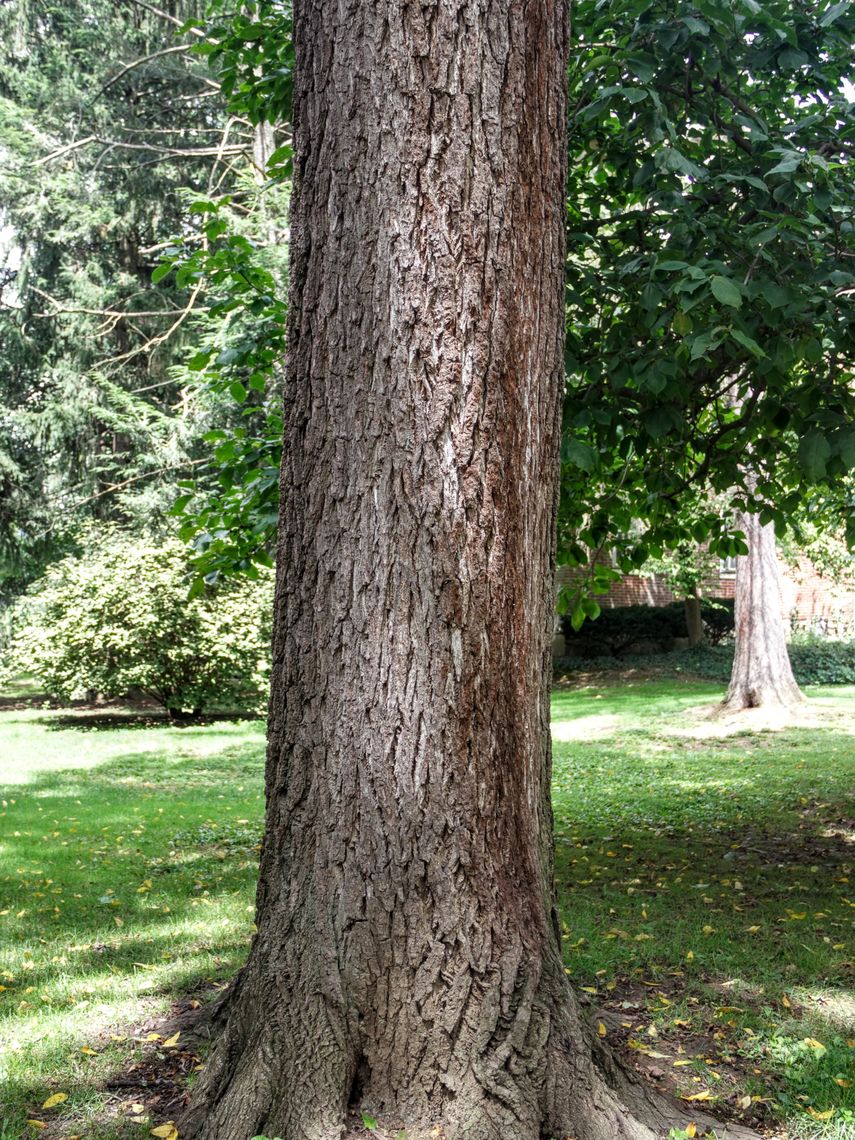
[72,458,207,509]
[37,135,246,166]
[94,44,196,101]
[35,136,97,167]
[28,285,194,321]
[94,282,204,372]
[125,0,205,34]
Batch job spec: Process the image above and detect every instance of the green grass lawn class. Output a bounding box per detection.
[552,679,855,1139]
[0,681,853,1138]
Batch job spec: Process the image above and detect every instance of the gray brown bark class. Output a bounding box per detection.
[723,512,804,711]
[684,592,704,647]
[181,3,758,1138]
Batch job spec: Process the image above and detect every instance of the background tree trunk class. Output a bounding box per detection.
[684,590,704,647]
[723,512,803,711]
[182,3,755,1138]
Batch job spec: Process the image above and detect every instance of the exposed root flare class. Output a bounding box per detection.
[180,966,761,1140]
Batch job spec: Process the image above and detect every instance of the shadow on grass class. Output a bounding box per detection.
[36,709,264,732]
[2,694,855,1136]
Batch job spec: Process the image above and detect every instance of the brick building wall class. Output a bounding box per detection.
[555,555,855,636]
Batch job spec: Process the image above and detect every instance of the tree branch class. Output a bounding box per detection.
[93,44,196,102]
[125,0,205,34]
[71,458,207,509]
[37,136,246,166]
[94,282,204,372]
[27,285,194,322]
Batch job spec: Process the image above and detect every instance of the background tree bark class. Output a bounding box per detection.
[182,2,756,1138]
[684,590,704,647]
[723,512,804,711]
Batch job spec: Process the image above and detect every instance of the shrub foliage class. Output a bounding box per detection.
[561,599,734,657]
[9,534,274,714]
[555,641,855,688]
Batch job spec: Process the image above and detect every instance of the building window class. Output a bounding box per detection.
[720,555,738,577]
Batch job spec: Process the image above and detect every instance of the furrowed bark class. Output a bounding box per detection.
[182,2,760,1138]
[684,591,704,647]
[723,512,804,711]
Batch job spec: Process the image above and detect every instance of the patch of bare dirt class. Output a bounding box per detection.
[669,698,855,738]
[48,978,781,1140]
[584,976,785,1138]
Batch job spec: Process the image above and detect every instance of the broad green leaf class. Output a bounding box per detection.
[798,430,832,480]
[836,429,855,469]
[564,439,597,472]
[766,155,801,175]
[710,276,742,308]
[730,329,765,357]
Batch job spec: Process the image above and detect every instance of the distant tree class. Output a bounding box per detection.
[561,0,855,708]
[723,510,803,709]
[0,0,285,589]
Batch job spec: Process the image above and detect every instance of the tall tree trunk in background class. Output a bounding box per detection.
[182,4,753,1139]
[684,589,704,647]
[722,512,803,711]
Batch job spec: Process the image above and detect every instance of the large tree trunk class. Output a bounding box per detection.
[182,4,754,1138]
[722,512,803,711]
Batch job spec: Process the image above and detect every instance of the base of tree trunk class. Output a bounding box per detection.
[180,960,759,1140]
[723,510,804,714]
[720,680,805,714]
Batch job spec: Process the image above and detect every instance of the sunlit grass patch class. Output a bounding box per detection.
[0,704,265,1137]
[553,680,855,1138]
[1,682,854,1137]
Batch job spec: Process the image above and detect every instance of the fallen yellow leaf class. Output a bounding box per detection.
[835,1078,852,1088]
[806,1107,834,1121]
[26,1123,47,1131]
[686,1126,697,1138]
[803,1038,826,1052]
[597,1022,607,1038]
[682,1090,713,1102]
[162,1032,180,1048]
[79,1046,98,1056]
[150,1125,179,1140]
[42,1093,67,1109]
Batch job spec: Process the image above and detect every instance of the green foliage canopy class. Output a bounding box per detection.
[0,0,278,590]
[165,1,855,594]
[561,0,855,577]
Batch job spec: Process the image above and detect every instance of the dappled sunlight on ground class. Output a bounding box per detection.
[551,712,620,740]
[0,682,853,1137]
[667,699,855,739]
